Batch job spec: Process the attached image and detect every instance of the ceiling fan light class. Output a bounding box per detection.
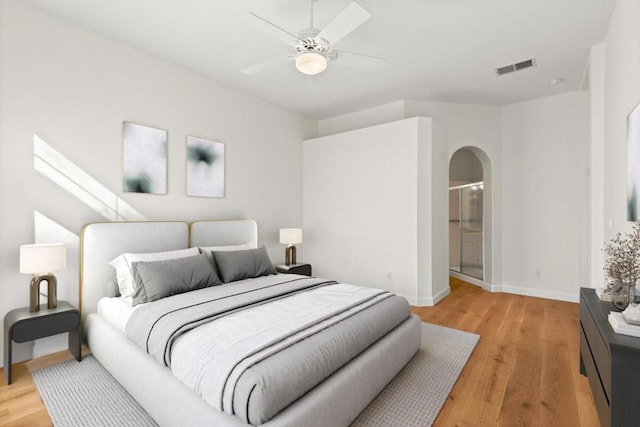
[295,52,327,75]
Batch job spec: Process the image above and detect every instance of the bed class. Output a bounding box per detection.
[81,220,421,426]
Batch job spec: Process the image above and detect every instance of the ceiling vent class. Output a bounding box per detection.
[495,58,536,76]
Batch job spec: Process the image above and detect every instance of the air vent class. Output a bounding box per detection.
[495,58,536,76]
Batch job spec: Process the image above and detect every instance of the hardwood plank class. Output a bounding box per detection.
[498,322,542,425]
[539,341,578,425]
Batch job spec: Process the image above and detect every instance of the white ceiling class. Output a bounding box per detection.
[25,0,615,119]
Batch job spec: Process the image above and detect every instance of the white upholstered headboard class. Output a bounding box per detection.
[80,220,258,317]
[189,220,257,248]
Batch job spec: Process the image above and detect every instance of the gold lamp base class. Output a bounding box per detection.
[29,273,57,312]
[285,245,297,265]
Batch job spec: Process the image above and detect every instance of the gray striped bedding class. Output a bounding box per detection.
[125,275,411,424]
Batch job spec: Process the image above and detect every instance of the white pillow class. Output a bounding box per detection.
[198,243,255,262]
[108,247,199,298]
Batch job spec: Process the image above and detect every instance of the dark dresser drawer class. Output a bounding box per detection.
[580,321,610,427]
[580,301,611,400]
[12,311,80,342]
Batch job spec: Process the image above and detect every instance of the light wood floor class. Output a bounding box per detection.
[413,278,599,427]
[0,278,599,426]
[0,347,91,426]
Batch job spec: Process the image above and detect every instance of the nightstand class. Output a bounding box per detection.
[275,263,312,276]
[4,300,81,385]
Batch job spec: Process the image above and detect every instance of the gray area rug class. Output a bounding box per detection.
[351,323,479,426]
[32,355,156,427]
[32,323,479,427]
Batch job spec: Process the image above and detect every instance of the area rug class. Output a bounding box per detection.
[32,322,479,427]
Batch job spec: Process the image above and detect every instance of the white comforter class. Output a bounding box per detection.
[169,283,390,415]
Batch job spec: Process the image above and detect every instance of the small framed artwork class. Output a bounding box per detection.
[186,136,225,198]
[122,121,167,194]
[628,104,640,221]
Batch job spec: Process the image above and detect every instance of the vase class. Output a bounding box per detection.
[613,283,637,310]
[629,283,638,305]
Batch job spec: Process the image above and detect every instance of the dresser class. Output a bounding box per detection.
[579,288,640,427]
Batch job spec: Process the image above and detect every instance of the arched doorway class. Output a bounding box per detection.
[449,147,491,286]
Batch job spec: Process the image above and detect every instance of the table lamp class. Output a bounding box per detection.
[20,243,67,312]
[279,228,302,265]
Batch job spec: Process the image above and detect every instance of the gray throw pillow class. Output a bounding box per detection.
[131,253,221,306]
[212,246,277,283]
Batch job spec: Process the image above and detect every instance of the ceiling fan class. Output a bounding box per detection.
[240,0,387,76]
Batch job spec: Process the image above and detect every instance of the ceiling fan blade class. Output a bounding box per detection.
[241,13,299,45]
[317,2,371,45]
[334,50,387,72]
[240,56,293,75]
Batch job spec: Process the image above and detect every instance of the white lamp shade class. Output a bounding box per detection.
[280,228,303,245]
[20,243,67,274]
[295,52,327,75]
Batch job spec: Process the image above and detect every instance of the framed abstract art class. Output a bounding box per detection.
[186,136,225,198]
[122,121,167,194]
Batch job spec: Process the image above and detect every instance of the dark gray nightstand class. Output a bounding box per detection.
[4,300,81,385]
[275,263,312,276]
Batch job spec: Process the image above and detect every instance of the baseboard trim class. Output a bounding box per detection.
[486,283,579,303]
[408,278,578,308]
[416,286,451,307]
[449,271,485,288]
[448,273,579,303]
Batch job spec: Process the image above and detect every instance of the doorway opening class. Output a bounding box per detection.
[449,148,485,282]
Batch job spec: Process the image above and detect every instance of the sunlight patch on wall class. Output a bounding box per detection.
[33,135,147,221]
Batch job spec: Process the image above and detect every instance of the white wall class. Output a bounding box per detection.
[317,101,406,136]
[319,101,503,286]
[593,0,640,286]
[0,1,314,367]
[303,118,448,305]
[318,93,589,302]
[319,100,503,160]
[589,43,606,288]
[423,120,450,303]
[304,119,419,302]
[500,92,589,301]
